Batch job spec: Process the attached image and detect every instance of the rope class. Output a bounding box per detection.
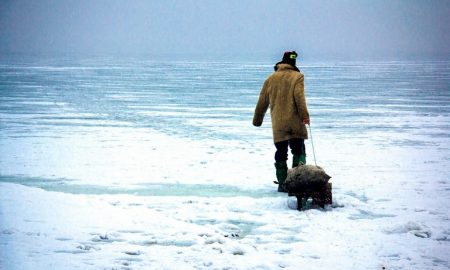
[308,124,317,166]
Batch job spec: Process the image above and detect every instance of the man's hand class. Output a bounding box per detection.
[253,114,264,127]
[303,118,310,125]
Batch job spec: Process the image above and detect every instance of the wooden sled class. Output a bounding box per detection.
[288,182,332,211]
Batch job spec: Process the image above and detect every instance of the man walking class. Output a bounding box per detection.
[253,51,310,192]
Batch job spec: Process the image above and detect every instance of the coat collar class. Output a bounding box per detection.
[274,63,300,72]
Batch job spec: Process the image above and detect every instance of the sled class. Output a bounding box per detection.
[288,182,332,211]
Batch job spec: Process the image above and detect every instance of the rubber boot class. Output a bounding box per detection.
[292,153,306,168]
[274,161,288,192]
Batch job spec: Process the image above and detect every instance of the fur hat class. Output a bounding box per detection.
[282,51,298,66]
[274,51,300,71]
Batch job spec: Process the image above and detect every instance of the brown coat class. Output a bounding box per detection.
[253,63,309,143]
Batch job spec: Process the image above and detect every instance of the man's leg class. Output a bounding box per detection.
[275,140,289,162]
[290,138,306,167]
[274,140,289,192]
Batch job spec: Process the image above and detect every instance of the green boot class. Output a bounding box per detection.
[274,161,288,192]
[292,153,306,168]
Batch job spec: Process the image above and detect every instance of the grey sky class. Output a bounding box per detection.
[1,0,449,60]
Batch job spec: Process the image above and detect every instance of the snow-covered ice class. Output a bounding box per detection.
[1,58,449,269]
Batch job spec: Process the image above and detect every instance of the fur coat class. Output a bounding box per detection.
[253,63,309,143]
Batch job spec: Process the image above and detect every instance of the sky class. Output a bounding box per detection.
[0,0,449,60]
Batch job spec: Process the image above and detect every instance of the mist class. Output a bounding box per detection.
[1,0,449,60]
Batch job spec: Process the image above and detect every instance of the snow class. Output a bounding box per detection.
[1,59,449,269]
[1,129,449,269]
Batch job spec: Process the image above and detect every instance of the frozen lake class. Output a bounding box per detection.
[1,57,449,269]
[1,58,448,189]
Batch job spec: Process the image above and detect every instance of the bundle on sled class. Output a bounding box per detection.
[283,164,332,210]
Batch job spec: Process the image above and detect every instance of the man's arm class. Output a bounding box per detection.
[294,74,310,125]
[253,80,270,127]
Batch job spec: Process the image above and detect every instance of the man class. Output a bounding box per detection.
[253,51,310,192]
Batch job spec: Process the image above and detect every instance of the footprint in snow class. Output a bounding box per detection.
[384,221,432,238]
[224,233,240,238]
[123,250,143,256]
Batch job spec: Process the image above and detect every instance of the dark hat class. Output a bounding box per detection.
[282,51,298,66]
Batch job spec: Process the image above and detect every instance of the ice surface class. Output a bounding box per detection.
[1,58,449,269]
